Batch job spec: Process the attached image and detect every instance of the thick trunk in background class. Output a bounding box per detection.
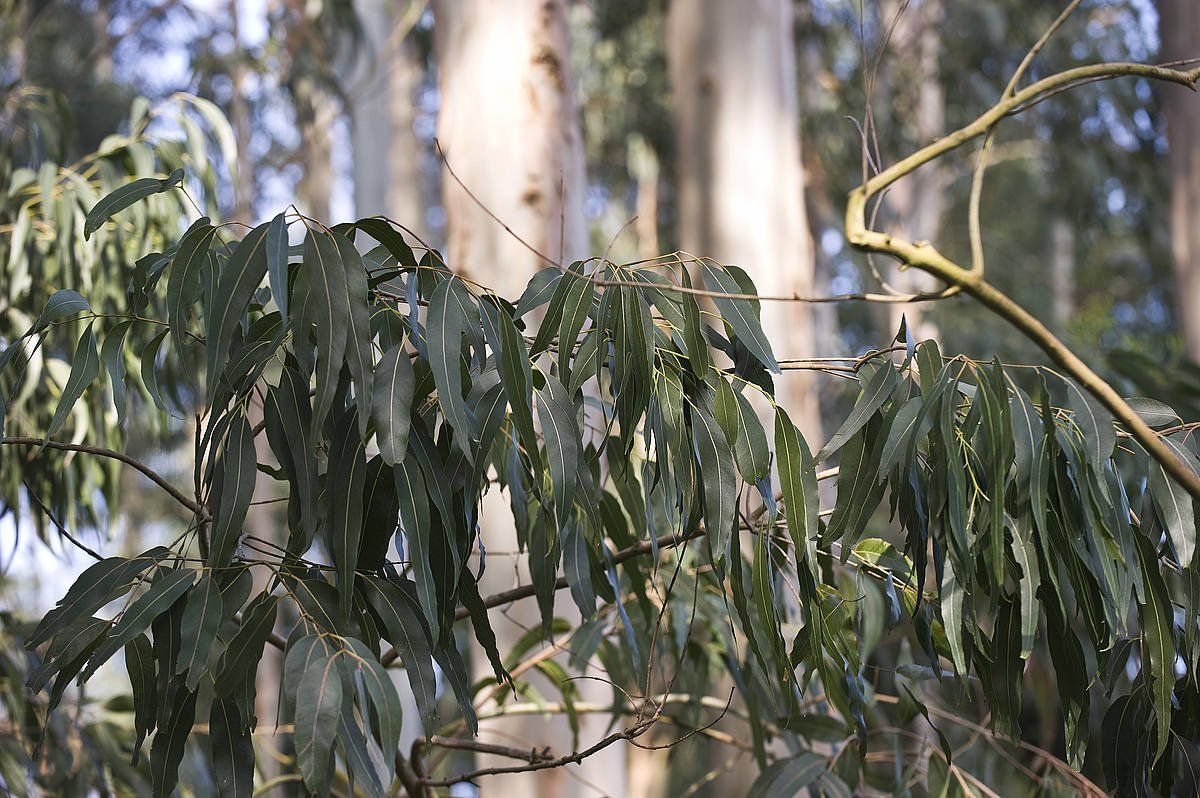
[883,0,945,342]
[348,0,425,230]
[435,2,624,796]
[228,0,254,223]
[668,0,821,442]
[346,0,429,762]
[437,0,586,298]
[1160,0,1200,360]
[667,3,818,793]
[295,81,335,221]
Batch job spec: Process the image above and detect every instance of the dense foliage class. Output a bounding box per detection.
[1,162,1199,795]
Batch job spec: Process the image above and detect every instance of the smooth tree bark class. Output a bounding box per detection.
[667,0,821,441]
[1159,0,1200,359]
[436,0,586,298]
[434,2,625,796]
[347,0,425,230]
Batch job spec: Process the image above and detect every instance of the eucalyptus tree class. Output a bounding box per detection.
[6,15,1200,798]
[1160,0,1200,360]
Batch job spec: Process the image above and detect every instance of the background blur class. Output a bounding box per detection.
[2,0,1199,795]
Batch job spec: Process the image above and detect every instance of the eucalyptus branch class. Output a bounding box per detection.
[2,436,206,516]
[844,59,1200,500]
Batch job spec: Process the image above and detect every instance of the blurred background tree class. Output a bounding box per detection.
[2,1,1200,795]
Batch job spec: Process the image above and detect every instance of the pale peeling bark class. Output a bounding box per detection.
[883,0,945,342]
[435,2,625,795]
[668,0,821,441]
[1160,0,1200,360]
[436,0,586,297]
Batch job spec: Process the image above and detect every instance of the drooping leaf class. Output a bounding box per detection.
[536,373,580,527]
[701,262,778,374]
[125,633,156,763]
[333,231,374,434]
[213,593,279,697]
[84,168,183,239]
[776,408,819,582]
[209,698,254,798]
[294,649,344,795]
[326,407,367,620]
[149,685,197,798]
[166,217,217,350]
[297,228,349,433]
[176,574,224,691]
[691,401,737,563]
[265,212,290,318]
[373,340,415,465]
[46,324,100,441]
[207,222,270,390]
[818,363,898,463]
[427,276,479,457]
[362,576,439,729]
[80,568,195,681]
[209,413,256,568]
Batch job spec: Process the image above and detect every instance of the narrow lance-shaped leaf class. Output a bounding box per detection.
[210,698,254,798]
[46,323,100,442]
[327,408,367,621]
[80,568,195,681]
[776,408,819,582]
[207,222,270,390]
[294,650,344,795]
[333,231,374,435]
[176,574,224,691]
[214,593,279,696]
[427,276,478,458]
[209,413,256,568]
[166,217,217,352]
[373,341,415,465]
[362,576,439,729]
[300,228,349,433]
[84,167,183,239]
[1151,455,1196,567]
[701,262,779,373]
[150,687,197,798]
[691,401,737,563]
[817,362,897,462]
[1133,532,1177,762]
[126,633,156,763]
[100,320,131,427]
[265,212,290,318]
[536,373,580,527]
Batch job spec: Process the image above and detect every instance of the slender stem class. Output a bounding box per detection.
[2,436,206,516]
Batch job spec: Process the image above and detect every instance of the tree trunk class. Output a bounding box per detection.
[348,0,425,230]
[294,81,335,221]
[667,0,821,441]
[883,0,945,343]
[227,0,254,224]
[1160,0,1200,360]
[667,2,819,792]
[436,0,586,297]
[434,2,624,796]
